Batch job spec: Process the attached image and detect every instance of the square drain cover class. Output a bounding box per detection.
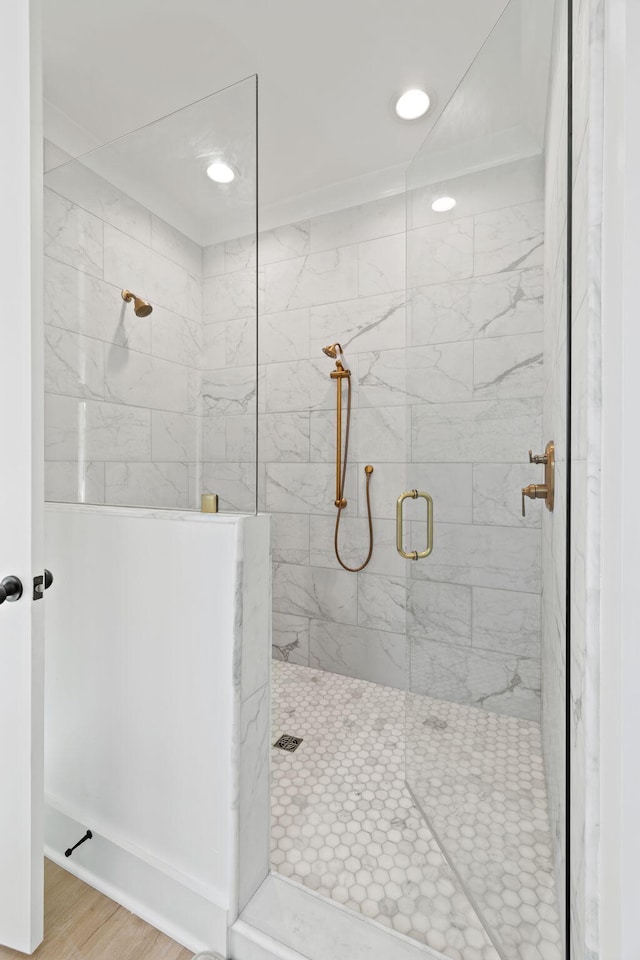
[274,734,303,752]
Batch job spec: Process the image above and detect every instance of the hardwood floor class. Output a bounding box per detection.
[0,861,193,959]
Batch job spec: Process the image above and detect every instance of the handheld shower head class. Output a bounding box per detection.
[322,342,349,371]
[121,289,153,318]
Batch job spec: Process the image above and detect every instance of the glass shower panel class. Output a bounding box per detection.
[43,76,258,513]
[404,1,566,958]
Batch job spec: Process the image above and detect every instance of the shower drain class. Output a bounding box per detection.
[274,734,303,752]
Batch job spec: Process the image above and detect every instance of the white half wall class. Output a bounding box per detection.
[43,503,270,956]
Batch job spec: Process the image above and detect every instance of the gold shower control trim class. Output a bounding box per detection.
[396,490,434,560]
[521,440,555,516]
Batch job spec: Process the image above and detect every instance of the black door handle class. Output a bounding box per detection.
[0,576,23,605]
[33,569,53,600]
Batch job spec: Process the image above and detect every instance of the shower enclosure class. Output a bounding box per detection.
[261,1,568,959]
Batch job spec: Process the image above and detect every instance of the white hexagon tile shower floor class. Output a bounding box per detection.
[271,661,562,960]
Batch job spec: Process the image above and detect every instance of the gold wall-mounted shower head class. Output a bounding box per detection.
[322,342,343,359]
[121,289,153,318]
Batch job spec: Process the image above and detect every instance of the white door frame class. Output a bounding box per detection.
[599,0,640,956]
[0,0,44,952]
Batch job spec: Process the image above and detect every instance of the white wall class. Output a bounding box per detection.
[43,504,270,955]
[599,0,640,957]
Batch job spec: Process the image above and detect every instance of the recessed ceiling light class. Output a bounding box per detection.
[395,89,431,120]
[206,161,235,184]
[431,196,456,213]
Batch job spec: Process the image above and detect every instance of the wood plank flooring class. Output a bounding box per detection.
[0,861,193,960]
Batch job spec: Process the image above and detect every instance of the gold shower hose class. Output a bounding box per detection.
[334,372,374,572]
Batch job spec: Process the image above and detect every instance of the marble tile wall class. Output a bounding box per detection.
[43,149,211,510]
[569,0,604,957]
[201,157,545,723]
[541,0,569,945]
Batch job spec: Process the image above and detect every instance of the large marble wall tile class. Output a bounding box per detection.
[237,681,271,911]
[201,322,227,371]
[264,246,358,313]
[223,234,255,273]
[104,345,189,413]
[202,366,257,416]
[265,358,331,413]
[45,394,151,461]
[473,332,544,400]
[259,412,309,462]
[407,580,472,646]
[200,462,258,513]
[408,156,544,230]
[409,267,543,346]
[474,201,544,276]
[357,349,406,407]
[409,521,541,593]
[357,573,406,633]
[409,637,540,721]
[473,463,542,528]
[309,619,405,689]
[309,194,405,252]
[103,225,200,320]
[45,162,151,245]
[353,462,408,521]
[44,258,152,354]
[349,407,406,463]
[271,513,310,564]
[272,612,310,665]
[309,292,406,355]
[266,462,356,516]
[412,398,542,463]
[150,215,202,276]
[258,307,310,363]
[472,586,541,658]
[407,342,473,403]
[260,222,310,265]
[151,411,200,462]
[240,514,271,701]
[45,327,104,400]
[225,316,257,368]
[45,461,105,504]
[201,416,226,462]
[44,189,104,278]
[225,414,257,463]
[104,461,190,508]
[273,562,357,624]
[358,233,405,297]
[151,307,202,368]
[309,515,408,578]
[203,268,260,325]
[407,217,474,287]
[404,463,473,524]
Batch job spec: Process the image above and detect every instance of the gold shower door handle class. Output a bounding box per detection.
[396,490,434,560]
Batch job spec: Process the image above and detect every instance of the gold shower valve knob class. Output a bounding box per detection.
[521,483,548,517]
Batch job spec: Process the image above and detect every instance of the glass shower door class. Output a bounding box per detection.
[402,1,567,958]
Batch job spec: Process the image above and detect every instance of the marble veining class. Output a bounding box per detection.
[272,661,562,960]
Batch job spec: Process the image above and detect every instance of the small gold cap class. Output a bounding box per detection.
[201,493,218,513]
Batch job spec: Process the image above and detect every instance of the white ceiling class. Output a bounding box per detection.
[42,0,553,243]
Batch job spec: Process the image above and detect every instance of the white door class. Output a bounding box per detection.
[0,0,45,952]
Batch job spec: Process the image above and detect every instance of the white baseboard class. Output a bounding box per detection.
[45,801,228,957]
